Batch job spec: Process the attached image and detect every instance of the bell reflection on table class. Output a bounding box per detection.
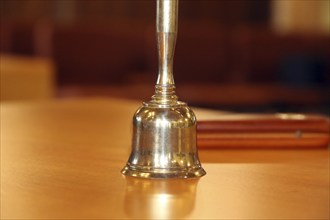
[124,177,199,219]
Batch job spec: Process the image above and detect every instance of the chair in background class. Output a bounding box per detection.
[0,54,55,101]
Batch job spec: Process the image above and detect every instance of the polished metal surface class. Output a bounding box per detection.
[121,0,206,178]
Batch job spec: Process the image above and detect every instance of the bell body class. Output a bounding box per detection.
[121,101,206,178]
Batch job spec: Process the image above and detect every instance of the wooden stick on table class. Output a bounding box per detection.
[197,113,330,148]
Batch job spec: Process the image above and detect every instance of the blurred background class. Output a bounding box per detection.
[1,0,329,114]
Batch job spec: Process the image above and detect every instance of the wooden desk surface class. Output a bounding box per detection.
[1,98,329,219]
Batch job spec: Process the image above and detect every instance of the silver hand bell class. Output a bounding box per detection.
[121,0,206,178]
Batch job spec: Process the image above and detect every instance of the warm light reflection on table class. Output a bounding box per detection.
[124,177,198,219]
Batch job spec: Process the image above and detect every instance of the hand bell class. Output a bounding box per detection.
[121,0,206,178]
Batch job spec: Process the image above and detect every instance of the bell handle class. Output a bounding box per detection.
[153,0,179,103]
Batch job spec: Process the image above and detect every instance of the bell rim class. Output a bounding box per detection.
[121,164,206,179]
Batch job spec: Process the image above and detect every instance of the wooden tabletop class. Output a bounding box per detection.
[1,98,329,219]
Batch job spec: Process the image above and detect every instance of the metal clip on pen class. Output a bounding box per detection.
[121,0,206,178]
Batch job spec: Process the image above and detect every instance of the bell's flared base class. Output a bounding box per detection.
[121,164,206,179]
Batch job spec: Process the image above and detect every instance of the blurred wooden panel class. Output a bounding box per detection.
[0,0,269,24]
[52,22,148,85]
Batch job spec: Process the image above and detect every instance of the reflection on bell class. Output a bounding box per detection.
[124,177,199,219]
[121,0,206,178]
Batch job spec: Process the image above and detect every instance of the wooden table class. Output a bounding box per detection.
[1,98,329,219]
